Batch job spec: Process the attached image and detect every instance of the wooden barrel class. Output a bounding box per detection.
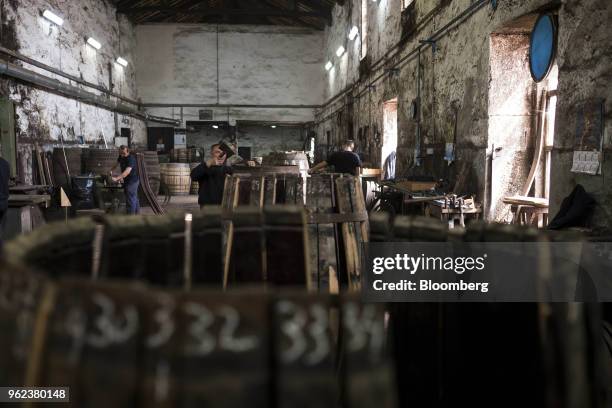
[190,163,199,194]
[222,173,368,291]
[51,148,82,191]
[84,148,118,176]
[171,147,200,163]
[160,163,191,196]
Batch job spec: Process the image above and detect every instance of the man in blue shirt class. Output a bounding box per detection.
[110,145,140,214]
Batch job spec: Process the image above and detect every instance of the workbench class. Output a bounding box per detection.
[425,199,482,228]
[4,194,51,240]
[8,194,52,208]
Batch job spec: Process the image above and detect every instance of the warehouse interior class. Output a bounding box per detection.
[0,0,610,406]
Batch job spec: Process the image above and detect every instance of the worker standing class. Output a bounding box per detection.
[191,143,233,207]
[309,140,362,176]
[110,145,140,214]
[0,156,9,254]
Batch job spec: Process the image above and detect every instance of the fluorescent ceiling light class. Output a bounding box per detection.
[87,37,102,49]
[116,57,128,67]
[87,37,101,50]
[42,10,63,26]
[325,61,333,71]
[348,26,359,40]
[212,125,219,129]
[336,45,345,57]
[271,125,277,128]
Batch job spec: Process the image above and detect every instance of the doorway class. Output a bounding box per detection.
[382,98,398,179]
[487,18,558,223]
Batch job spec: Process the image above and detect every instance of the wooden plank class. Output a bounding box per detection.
[175,290,270,408]
[335,176,361,290]
[99,215,149,280]
[192,206,224,285]
[263,206,310,288]
[341,295,396,408]
[502,195,549,208]
[8,194,51,207]
[225,207,266,286]
[40,280,145,407]
[0,266,50,387]
[138,290,178,408]
[263,175,277,205]
[274,292,338,407]
[305,175,339,292]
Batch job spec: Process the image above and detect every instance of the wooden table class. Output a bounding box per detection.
[503,195,549,227]
[377,180,439,215]
[8,194,51,208]
[9,185,49,194]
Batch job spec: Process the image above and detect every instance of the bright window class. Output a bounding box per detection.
[401,0,415,10]
[361,0,368,60]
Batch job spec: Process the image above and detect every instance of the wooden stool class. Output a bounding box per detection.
[503,196,549,228]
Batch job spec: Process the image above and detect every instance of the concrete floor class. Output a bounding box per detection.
[140,194,200,215]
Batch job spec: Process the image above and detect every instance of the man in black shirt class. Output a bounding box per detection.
[0,156,9,253]
[309,140,362,176]
[110,145,140,214]
[191,143,233,207]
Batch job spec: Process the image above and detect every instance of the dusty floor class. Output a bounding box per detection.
[140,194,200,215]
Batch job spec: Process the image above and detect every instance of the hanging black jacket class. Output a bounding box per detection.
[190,162,233,205]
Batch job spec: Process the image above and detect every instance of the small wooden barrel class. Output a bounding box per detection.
[160,163,191,196]
[190,163,199,195]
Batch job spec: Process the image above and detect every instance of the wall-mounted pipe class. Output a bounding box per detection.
[0,45,141,107]
[142,103,320,109]
[0,58,179,126]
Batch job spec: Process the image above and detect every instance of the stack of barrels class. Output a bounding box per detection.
[170,147,200,163]
[2,210,606,407]
[190,162,199,194]
[84,148,119,176]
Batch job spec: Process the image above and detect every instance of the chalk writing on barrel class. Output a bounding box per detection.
[277,300,330,365]
[86,293,139,348]
[146,296,175,349]
[183,302,259,356]
[343,302,385,360]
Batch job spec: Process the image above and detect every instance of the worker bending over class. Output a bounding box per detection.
[309,140,361,176]
[110,145,140,214]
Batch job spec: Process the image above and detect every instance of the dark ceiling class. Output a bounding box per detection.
[113,0,341,30]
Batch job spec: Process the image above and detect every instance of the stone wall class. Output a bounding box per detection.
[316,0,612,230]
[0,0,144,183]
[135,24,325,125]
